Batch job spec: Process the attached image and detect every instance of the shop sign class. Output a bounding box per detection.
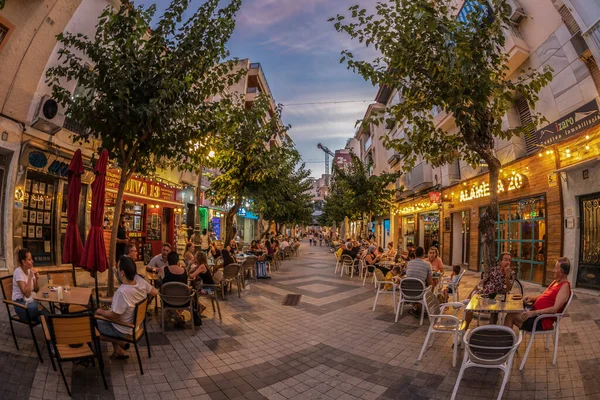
[533,99,600,147]
[459,173,524,202]
[106,169,176,202]
[429,191,441,204]
[237,208,258,220]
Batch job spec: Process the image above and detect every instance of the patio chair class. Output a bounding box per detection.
[196,284,222,320]
[419,290,467,367]
[334,252,342,275]
[222,263,242,298]
[96,297,151,374]
[42,313,107,396]
[395,278,429,325]
[241,255,258,285]
[160,282,196,334]
[214,257,224,270]
[282,246,292,260]
[361,256,375,286]
[451,326,522,400]
[435,269,466,302]
[271,250,281,271]
[518,291,574,370]
[372,269,397,313]
[340,255,357,279]
[0,275,44,362]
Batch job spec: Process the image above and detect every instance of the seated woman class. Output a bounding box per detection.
[264,240,275,261]
[209,242,222,260]
[160,251,188,285]
[96,253,158,359]
[505,257,571,332]
[427,247,444,285]
[183,242,195,268]
[365,245,385,274]
[229,239,238,254]
[12,248,49,323]
[189,251,215,294]
[384,242,397,261]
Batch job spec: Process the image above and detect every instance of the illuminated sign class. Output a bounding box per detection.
[106,169,176,202]
[459,173,524,202]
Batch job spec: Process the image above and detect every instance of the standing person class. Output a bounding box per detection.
[96,254,158,359]
[199,229,211,254]
[308,232,313,246]
[405,246,433,318]
[319,232,323,246]
[12,248,49,323]
[115,215,129,262]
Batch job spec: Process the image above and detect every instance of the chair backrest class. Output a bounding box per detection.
[133,297,149,330]
[455,269,466,285]
[223,264,240,280]
[242,256,257,269]
[212,269,223,284]
[160,282,192,307]
[215,257,224,269]
[558,290,575,317]
[510,278,523,295]
[47,313,94,346]
[48,272,75,287]
[400,278,426,300]
[0,275,13,301]
[466,325,518,365]
[341,255,354,266]
[423,290,441,316]
[374,268,386,283]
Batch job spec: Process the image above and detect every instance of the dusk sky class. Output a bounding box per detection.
[138,0,379,178]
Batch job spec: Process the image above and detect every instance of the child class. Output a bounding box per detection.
[384,266,402,291]
[442,265,462,302]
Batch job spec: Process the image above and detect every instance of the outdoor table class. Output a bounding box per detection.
[466,294,525,317]
[145,272,160,314]
[35,285,92,308]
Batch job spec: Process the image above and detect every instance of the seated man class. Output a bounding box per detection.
[280,238,290,250]
[96,250,158,360]
[146,242,171,273]
[505,257,571,331]
[464,252,515,328]
[341,242,358,259]
[405,246,433,318]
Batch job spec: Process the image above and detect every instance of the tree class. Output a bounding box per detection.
[207,94,289,244]
[46,0,243,295]
[321,154,398,237]
[252,148,314,234]
[331,0,552,270]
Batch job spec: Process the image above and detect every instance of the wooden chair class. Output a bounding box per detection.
[160,283,196,334]
[43,312,107,396]
[47,272,88,313]
[0,275,44,362]
[282,246,292,260]
[95,297,151,374]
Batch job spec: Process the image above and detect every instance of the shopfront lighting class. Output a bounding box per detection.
[538,153,542,157]
[586,135,590,140]
[586,145,590,150]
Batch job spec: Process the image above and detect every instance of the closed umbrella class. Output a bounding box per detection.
[80,149,109,306]
[62,149,84,285]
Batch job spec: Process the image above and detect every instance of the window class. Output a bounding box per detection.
[0,17,15,53]
[457,0,492,24]
[479,196,546,284]
[0,23,9,46]
[515,97,536,154]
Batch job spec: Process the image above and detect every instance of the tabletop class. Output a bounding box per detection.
[466,294,525,313]
[34,285,92,306]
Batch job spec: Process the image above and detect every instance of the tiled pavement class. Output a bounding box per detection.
[1,242,599,399]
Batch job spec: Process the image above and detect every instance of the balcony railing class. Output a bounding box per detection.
[247,87,260,94]
[63,116,88,136]
[411,162,433,191]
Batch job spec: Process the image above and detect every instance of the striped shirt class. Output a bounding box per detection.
[406,258,432,284]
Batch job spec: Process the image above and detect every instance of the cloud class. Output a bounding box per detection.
[236,0,328,29]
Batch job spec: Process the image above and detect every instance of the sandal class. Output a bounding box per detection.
[110,354,129,360]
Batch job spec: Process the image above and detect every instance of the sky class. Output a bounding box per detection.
[137,0,379,178]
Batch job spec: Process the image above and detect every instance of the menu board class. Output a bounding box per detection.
[22,173,55,266]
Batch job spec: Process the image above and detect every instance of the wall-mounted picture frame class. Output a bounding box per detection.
[23,194,29,208]
[36,226,43,239]
[23,210,29,222]
[28,225,35,238]
[32,182,39,194]
[29,211,36,224]
[45,198,52,210]
[37,198,44,210]
[25,179,32,192]
[39,182,46,194]
[47,184,54,196]
[43,212,51,225]
[174,213,181,227]
[36,212,43,224]
[23,225,28,238]
[134,215,141,231]
[151,213,159,230]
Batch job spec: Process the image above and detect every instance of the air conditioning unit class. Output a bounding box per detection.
[31,95,64,135]
[506,0,526,24]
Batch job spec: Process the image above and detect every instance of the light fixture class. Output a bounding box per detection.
[538,153,542,157]
[566,148,570,154]
[586,145,590,150]
[586,135,590,140]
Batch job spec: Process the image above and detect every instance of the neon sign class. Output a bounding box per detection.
[459,173,524,202]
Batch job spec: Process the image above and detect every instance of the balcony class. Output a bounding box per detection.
[411,162,433,191]
[63,116,89,136]
[246,86,260,102]
[388,153,401,166]
[503,25,530,77]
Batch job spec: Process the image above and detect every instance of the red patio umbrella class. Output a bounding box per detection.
[62,149,84,284]
[80,149,109,306]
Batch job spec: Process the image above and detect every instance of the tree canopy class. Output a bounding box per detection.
[331,0,552,268]
[46,0,243,293]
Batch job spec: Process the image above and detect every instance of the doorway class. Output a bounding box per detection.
[577,192,600,290]
[383,219,390,247]
[451,210,470,267]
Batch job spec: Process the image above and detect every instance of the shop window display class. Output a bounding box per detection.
[23,172,56,265]
[480,196,546,284]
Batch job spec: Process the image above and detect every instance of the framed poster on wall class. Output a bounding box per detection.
[151,213,159,230]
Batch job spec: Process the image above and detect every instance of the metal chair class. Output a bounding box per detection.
[451,326,522,400]
[419,290,467,367]
[436,269,466,302]
[395,278,429,325]
[43,312,107,396]
[282,246,292,260]
[334,252,342,275]
[159,283,196,334]
[196,283,222,320]
[0,275,44,362]
[241,255,258,284]
[340,255,357,279]
[372,269,397,313]
[96,297,151,374]
[519,290,574,370]
[222,263,242,298]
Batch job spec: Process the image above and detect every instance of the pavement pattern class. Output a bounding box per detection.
[0,241,599,400]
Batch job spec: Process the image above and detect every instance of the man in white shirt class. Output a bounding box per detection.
[280,239,290,250]
[145,243,171,273]
[96,246,158,360]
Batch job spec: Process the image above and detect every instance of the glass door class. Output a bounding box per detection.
[578,193,600,290]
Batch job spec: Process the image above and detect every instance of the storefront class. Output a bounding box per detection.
[395,195,440,253]
[209,208,224,241]
[441,153,561,285]
[14,145,93,270]
[104,170,183,264]
[236,207,258,244]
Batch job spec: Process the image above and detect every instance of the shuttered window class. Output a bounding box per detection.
[559,5,581,35]
[583,55,600,93]
[515,97,537,154]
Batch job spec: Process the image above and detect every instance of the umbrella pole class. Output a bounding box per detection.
[95,272,100,309]
[72,265,77,287]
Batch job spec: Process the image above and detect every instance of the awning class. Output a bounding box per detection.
[554,157,600,173]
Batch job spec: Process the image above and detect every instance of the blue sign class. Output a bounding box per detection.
[237,208,258,220]
[28,151,48,169]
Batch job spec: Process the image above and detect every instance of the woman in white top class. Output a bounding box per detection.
[200,228,211,253]
[12,248,48,323]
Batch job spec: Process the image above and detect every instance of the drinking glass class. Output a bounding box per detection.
[64,274,71,291]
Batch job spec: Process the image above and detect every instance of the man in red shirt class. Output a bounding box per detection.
[504,257,571,331]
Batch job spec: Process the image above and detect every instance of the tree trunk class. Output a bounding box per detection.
[225,198,241,244]
[478,155,501,272]
[108,171,131,296]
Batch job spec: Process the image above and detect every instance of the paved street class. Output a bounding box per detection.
[1,242,599,400]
